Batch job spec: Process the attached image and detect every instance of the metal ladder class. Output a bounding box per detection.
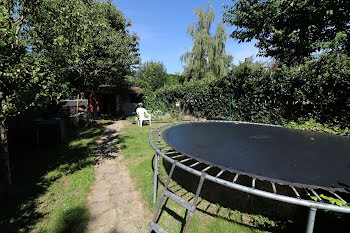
[149,161,206,233]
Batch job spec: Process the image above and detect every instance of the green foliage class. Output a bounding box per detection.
[224,0,350,65]
[319,194,348,207]
[181,3,233,81]
[167,74,183,86]
[157,47,350,128]
[29,0,139,91]
[290,33,350,125]
[158,60,278,122]
[130,63,184,111]
[285,119,349,136]
[134,61,168,92]
[0,0,139,123]
[0,0,68,121]
[307,193,348,208]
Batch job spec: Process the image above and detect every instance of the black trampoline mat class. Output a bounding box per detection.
[163,122,350,193]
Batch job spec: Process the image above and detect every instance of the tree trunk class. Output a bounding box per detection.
[0,92,11,184]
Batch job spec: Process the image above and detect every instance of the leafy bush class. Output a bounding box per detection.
[156,47,350,128]
[285,119,350,136]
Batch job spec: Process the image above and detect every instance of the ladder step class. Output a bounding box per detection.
[150,222,168,233]
[162,190,195,212]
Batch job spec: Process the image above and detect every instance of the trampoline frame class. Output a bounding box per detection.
[149,121,350,233]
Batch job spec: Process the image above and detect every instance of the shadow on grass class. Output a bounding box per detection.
[50,207,90,233]
[0,120,119,233]
[154,197,188,233]
[155,157,350,233]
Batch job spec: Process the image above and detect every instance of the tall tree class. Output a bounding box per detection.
[132,61,168,110]
[134,61,168,92]
[1,0,66,121]
[29,0,140,92]
[223,0,350,66]
[1,0,139,121]
[181,4,232,81]
[210,22,233,78]
[1,0,67,176]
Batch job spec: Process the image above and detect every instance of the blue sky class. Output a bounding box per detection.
[114,0,267,74]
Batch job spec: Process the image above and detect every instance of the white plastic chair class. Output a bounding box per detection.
[136,107,151,127]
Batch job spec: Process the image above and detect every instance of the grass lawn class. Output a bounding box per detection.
[0,120,110,233]
[119,122,276,233]
[2,119,347,233]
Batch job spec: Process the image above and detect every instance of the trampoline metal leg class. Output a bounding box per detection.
[153,153,158,204]
[305,207,317,233]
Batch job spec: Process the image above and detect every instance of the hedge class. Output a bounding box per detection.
[156,52,350,128]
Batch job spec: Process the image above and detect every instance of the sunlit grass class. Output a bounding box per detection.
[32,125,108,233]
[119,123,158,209]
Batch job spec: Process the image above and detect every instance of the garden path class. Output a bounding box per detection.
[87,120,149,233]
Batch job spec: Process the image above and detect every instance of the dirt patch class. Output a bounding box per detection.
[87,120,150,233]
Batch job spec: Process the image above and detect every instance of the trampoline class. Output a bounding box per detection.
[149,121,350,233]
[163,121,350,193]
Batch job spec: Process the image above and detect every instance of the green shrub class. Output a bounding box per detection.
[156,49,350,129]
[285,119,350,136]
